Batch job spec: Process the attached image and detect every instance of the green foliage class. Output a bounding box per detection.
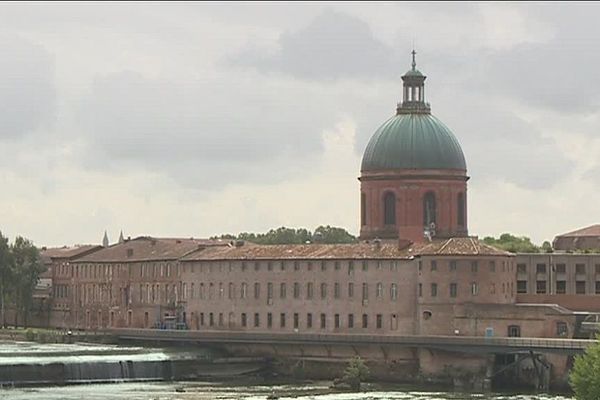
[12,236,45,327]
[541,241,553,253]
[570,335,600,399]
[24,328,35,341]
[482,233,542,253]
[212,225,357,245]
[341,356,370,391]
[0,231,14,328]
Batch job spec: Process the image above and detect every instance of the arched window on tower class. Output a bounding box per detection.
[383,192,396,226]
[457,192,465,227]
[361,192,367,226]
[423,192,436,226]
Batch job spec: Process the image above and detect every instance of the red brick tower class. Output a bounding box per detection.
[359,51,469,243]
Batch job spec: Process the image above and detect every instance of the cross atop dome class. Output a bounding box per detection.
[411,49,417,71]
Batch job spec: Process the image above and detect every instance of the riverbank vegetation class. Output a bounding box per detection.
[0,231,45,328]
[570,335,600,400]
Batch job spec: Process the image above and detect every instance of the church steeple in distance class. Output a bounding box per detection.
[102,231,109,248]
[397,49,431,115]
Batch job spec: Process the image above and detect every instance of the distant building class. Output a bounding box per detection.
[553,224,600,251]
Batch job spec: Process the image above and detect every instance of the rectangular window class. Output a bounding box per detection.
[556,263,566,274]
[431,260,437,271]
[348,282,354,298]
[362,283,368,300]
[362,314,368,329]
[596,264,600,275]
[254,261,260,271]
[209,312,214,327]
[335,313,340,328]
[321,260,326,271]
[431,283,438,297]
[576,264,586,275]
[321,283,327,299]
[307,313,313,328]
[418,283,422,297]
[308,261,313,271]
[267,261,273,271]
[576,281,586,294]
[362,260,368,271]
[254,313,260,327]
[294,282,300,299]
[267,282,273,301]
[517,280,528,294]
[450,260,457,271]
[556,280,566,294]
[348,314,354,328]
[280,261,285,271]
[471,261,478,273]
[449,283,457,298]
[219,313,224,326]
[254,283,260,299]
[471,282,479,296]
[280,313,286,328]
[348,261,354,274]
[376,314,382,329]
[536,264,546,274]
[280,283,286,299]
[293,313,299,329]
[536,280,547,294]
[306,282,314,299]
[334,282,340,299]
[489,261,496,272]
[557,322,568,337]
[596,281,600,294]
[241,313,247,327]
[241,262,247,271]
[517,263,527,274]
[320,313,326,329]
[267,313,272,328]
[335,261,340,270]
[294,261,299,271]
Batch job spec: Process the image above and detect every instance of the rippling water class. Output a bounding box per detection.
[0,381,574,400]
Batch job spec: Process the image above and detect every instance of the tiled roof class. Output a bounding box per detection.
[556,224,600,238]
[181,237,511,261]
[41,245,103,260]
[415,237,513,256]
[182,242,416,261]
[75,237,228,263]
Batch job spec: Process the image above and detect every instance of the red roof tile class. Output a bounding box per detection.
[41,245,103,260]
[556,224,600,238]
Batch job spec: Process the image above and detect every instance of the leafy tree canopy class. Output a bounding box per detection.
[212,225,357,245]
[482,233,545,253]
[570,335,600,400]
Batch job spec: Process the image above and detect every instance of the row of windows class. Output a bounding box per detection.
[519,263,600,275]
[191,259,400,274]
[420,259,512,273]
[419,281,514,297]
[195,311,395,330]
[138,282,401,303]
[361,191,465,227]
[517,280,600,295]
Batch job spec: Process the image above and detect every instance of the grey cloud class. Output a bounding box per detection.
[76,71,339,188]
[230,9,404,81]
[0,34,55,139]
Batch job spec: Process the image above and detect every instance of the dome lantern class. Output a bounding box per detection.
[397,50,431,115]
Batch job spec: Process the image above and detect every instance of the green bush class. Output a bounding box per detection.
[341,356,370,391]
[24,328,35,341]
[570,335,600,399]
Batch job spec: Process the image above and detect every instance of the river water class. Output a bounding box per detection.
[0,381,574,400]
[0,341,573,400]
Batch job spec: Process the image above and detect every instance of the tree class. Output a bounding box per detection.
[0,231,13,328]
[482,233,540,253]
[212,225,357,245]
[541,241,553,253]
[11,236,45,328]
[341,356,370,391]
[570,335,600,400]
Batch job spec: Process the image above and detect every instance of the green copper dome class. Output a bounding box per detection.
[361,113,467,172]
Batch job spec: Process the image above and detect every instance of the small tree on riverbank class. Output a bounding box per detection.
[341,356,370,391]
[570,335,600,399]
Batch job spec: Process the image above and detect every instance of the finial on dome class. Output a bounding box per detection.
[411,49,417,71]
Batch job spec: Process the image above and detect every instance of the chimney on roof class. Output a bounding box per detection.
[102,231,109,248]
[126,236,131,241]
[373,238,381,250]
[41,246,47,251]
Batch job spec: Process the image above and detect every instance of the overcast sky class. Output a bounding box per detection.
[1,2,599,247]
